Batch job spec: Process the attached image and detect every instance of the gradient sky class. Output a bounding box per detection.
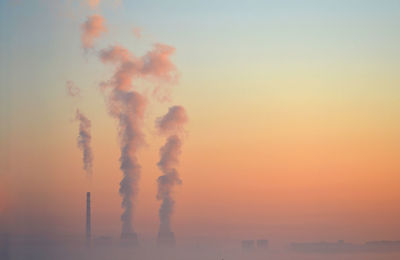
[1,0,400,245]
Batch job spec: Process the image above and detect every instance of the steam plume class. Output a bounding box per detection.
[99,44,177,240]
[113,90,146,240]
[99,43,178,91]
[87,0,100,9]
[156,106,188,135]
[76,110,93,175]
[66,80,80,97]
[81,14,107,51]
[156,106,188,246]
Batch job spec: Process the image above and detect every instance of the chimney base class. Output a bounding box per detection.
[157,231,176,247]
[120,232,139,247]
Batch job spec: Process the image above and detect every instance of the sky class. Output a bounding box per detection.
[0,0,400,245]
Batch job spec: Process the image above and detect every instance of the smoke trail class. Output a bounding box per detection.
[157,136,182,235]
[99,43,178,91]
[111,90,146,239]
[156,106,188,135]
[155,106,188,246]
[86,0,100,9]
[81,14,107,51]
[65,80,80,97]
[76,110,93,175]
[99,44,177,240]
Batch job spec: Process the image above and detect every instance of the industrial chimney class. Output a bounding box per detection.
[86,192,91,244]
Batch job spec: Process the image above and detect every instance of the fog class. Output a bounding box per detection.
[2,234,400,260]
[1,1,400,260]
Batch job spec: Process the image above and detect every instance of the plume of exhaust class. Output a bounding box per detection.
[65,80,80,97]
[99,43,178,91]
[112,89,146,243]
[155,106,188,247]
[76,110,93,175]
[86,0,100,9]
[99,43,177,243]
[81,14,107,51]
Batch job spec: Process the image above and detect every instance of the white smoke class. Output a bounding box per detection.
[76,109,93,175]
[156,106,188,245]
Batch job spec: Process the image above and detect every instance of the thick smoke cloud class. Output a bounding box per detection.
[156,106,188,245]
[99,43,178,91]
[76,110,93,175]
[156,106,188,135]
[157,136,182,233]
[112,90,146,239]
[81,14,107,51]
[99,44,177,239]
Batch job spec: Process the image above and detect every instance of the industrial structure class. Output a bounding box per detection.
[241,240,255,250]
[120,232,139,246]
[86,192,91,245]
[256,239,269,249]
[157,231,176,247]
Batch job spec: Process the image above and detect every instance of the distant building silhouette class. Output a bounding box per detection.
[242,240,255,251]
[157,231,176,247]
[120,232,139,246]
[257,239,268,249]
[363,240,400,252]
[290,240,400,254]
[290,240,357,253]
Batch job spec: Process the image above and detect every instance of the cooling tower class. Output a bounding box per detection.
[120,232,139,246]
[242,240,255,251]
[157,231,176,247]
[257,239,269,249]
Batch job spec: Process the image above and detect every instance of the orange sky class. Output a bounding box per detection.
[0,0,400,245]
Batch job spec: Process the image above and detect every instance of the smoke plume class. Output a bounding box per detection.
[99,43,178,91]
[66,80,80,97]
[156,106,188,135]
[76,110,93,175]
[156,106,188,246]
[87,0,100,9]
[81,14,107,51]
[112,90,146,239]
[99,44,177,240]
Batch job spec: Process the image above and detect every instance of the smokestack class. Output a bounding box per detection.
[86,192,91,243]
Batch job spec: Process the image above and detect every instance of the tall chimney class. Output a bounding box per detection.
[86,192,91,243]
